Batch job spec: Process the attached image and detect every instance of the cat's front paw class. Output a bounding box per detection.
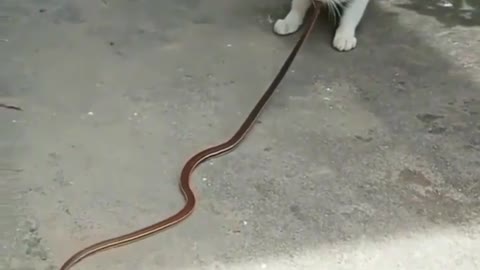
[273,17,302,36]
[332,30,357,52]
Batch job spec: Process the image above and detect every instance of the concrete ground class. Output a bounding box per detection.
[1,0,480,269]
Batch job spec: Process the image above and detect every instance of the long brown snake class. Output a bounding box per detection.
[60,2,321,269]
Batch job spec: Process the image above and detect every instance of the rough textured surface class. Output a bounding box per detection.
[1,0,479,269]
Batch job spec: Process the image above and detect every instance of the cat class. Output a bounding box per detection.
[273,0,370,51]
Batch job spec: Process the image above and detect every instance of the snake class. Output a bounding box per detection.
[60,2,321,269]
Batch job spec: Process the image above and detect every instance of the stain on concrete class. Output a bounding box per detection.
[463,98,480,115]
[263,146,272,152]
[21,219,49,261]
[289,204,309,223]
[416,113,448,134]
[398,168,433,187]
[416,113,444,124]
[354,129,375,143]
[52,2,84,24]
[354,135,373,142]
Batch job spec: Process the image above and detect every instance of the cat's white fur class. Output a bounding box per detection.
[274,0,370,51]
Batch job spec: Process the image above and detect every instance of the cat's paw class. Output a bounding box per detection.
[332,30,357,52]
[273,16,302,36]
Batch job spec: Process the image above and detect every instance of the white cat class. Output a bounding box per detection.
[274,0,370,51]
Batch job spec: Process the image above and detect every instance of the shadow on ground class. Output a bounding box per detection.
[1,0,479,269]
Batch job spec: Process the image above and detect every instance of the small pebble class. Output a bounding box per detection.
[87,112,94,116]
[227,44,232,47]
[202,177,207,182]
[261,263,267,269]
[242,220,248,225]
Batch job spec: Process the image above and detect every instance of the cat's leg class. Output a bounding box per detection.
[332,0,370,51]
[273,0,312,35]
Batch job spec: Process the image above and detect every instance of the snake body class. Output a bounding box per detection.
[60,4,321,269]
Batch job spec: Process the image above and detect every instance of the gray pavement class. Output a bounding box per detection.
[1,0,479,269]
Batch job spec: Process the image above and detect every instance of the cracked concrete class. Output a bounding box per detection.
[1,0,479,269]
